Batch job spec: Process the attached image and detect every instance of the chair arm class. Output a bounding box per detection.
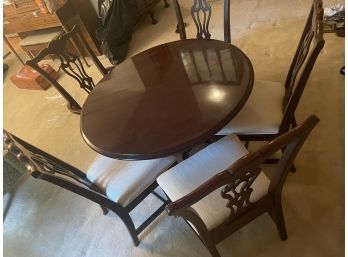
[166,153,257,216]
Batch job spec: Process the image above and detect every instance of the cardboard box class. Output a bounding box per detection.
[10,64,59,90]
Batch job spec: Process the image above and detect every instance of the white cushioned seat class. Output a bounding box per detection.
[217,80,285,135]
[87,155,176,207]
[157,135,270,231]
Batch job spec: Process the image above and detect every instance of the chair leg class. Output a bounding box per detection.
[100,205,109,215]
[194,227,221,257]
[67,102,82,115]
[148,9,158,24]
[190,220,221,257]
[118,212,140,246]
[204,242,221,257]
[112,195,167,247]
[268,200,288,241]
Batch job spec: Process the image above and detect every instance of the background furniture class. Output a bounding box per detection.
[157,115,319,257]
[4,0,101,62]
[4,130,176,246]
[96,0,169,64]
[3,37,26,65]
[174,0,231,43]
[10,64,59,90]
[216,0,325,141]
[137,0,169,24]
[322,5,344,74]
[26,25,109,114]
[19,27,62,58]
[80,39,254,160]
[98,0,169,25]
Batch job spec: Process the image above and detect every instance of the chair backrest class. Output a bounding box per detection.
[280,0,324,133]
[173,0,231,43]
[3,131,108,202]
[26,23,108,115]
[166,115,319,222]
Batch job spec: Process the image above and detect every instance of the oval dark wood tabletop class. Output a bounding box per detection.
[81,39,254,160]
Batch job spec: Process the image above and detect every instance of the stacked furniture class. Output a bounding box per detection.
[4,0,102,61]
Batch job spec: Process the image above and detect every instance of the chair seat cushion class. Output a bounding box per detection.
[20,28,62,46]
[86,155,176,207]
[157,135,270,231]
[217,80,285,135]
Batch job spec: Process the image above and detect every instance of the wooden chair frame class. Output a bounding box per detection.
[238,0,324,142]
[164,115,319,257]
[26,25,109,115]
[3,131,171,246]
[173,0,231,43]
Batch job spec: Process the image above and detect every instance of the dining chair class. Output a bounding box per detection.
[173,0,231,43]
[26,25,110,115]
[216,0,324,143]
[3,131,176,246]
[157,115,319,257]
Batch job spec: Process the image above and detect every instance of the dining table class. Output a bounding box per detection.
[80,39,254,160]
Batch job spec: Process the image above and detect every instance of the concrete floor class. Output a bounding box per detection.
[3,0,344,256]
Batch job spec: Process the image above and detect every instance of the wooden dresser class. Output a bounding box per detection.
[4,0,102,57]
[4,0,168,62]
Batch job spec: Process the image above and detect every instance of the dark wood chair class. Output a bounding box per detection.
[26,25,109,115]
[3,131,176,246]
[157,115,319,257]
[173,0,231,43]
[216,0,325,142]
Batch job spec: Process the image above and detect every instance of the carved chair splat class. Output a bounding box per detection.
[174,0,231,43]
[26,25,109,115]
